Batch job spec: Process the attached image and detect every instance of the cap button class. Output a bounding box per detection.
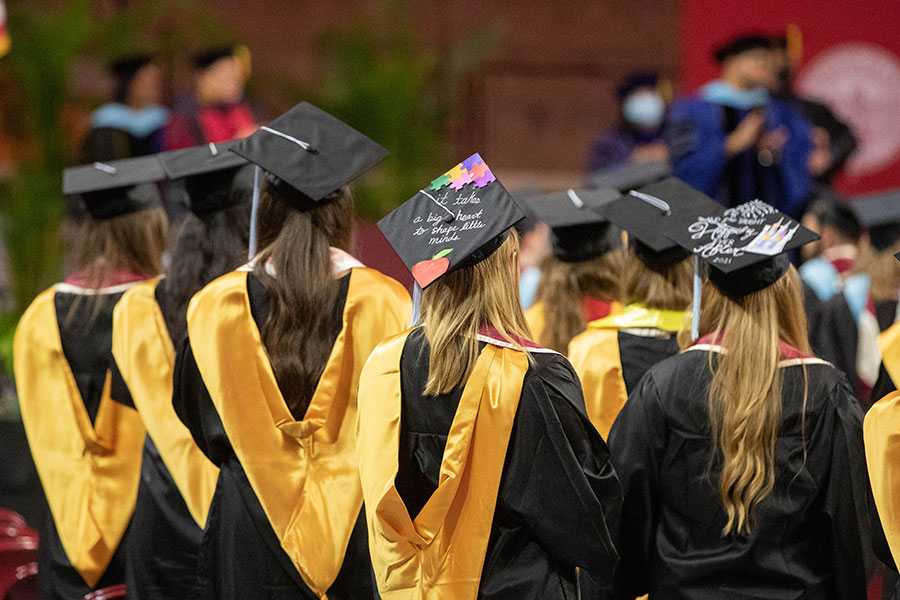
[443,213,455,223]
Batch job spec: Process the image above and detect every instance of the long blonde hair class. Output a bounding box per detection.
[682,266,810,535]
[421,232,532,395]
[534,249,625,352]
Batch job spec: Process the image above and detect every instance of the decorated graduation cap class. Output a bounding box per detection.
[665,199,819,299]
[516,188,621,262]
[63,155,166,220]
[595,177,715,267]
[851,190,900,252]
[378,152,524,292]
[586,160,669,193]
[158,140,250,216]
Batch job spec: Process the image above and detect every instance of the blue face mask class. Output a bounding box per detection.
[700,80,770,110]
[623,92,665,129]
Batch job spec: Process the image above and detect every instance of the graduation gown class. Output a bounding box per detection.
[109,277,220,599]
[608,341,869,599]
[567,304,686,438]
[173,266,410,599]
[13,280,147,600]
[357,326,622,599]
[524,298,622,353]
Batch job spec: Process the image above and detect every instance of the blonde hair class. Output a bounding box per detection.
[534,249,625,353]
[681,266,810,535]
[421,233,532,395]
[854,239,900,303]
[624,251,693,311]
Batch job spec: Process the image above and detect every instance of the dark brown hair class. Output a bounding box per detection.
[252,181,353,418]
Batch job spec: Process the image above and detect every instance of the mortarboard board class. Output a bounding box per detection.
[851,190,900,251]
[516,188,621,262]
[377,153,524,289]
[63,156,166,220]
[665,199,819,299]
[159,140,251,216]
[713,34,773,63]
[229,102,388,209]
[586,160,670,193]
[193,46,237,70]
[595,177,717,267]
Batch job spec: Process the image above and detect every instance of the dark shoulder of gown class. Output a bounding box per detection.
[608,350,869,600]
[41,290,129,600]
[172,271,373,600]
[616,331,680,394]
[397,328,622,600]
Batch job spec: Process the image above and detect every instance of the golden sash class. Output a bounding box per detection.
[187,267,410,596]
[14,287,145,587]
[865,390,900,566]
[568,304,687,438]
[111,278,219,528]
[878,320,900,385]
[357,330,529,599]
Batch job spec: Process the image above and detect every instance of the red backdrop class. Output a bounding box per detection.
[680,0,900,195]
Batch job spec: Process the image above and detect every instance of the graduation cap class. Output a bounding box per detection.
[595,177,716,267]
[665,199,819,299]
[516,188,621,262]
[713,34,773,63]
[63,156,166,220]
[378,153,524,290]
[229,102,388,209]
[158,140,251,216]
[851,190,900,251]
[586,161,670,193]
[193,46,238,70]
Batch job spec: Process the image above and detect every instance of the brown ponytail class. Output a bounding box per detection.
[252,181,353,418]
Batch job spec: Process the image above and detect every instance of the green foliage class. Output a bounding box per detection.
[313,0,501,219]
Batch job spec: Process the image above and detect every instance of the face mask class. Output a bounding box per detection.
[623,92,665,129]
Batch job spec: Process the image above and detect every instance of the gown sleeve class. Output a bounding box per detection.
[606,369,668,600]
[172,335,230,466]
[504,355,622,587]
[664,98,727,199]
[812,377,870,599]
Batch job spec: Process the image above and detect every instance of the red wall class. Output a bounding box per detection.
[681,0,900,195]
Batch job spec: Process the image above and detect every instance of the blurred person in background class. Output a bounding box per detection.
[799,198,862,302]
[80,54,169,164]
[512,193,551,310]
[770,30,858,198]
[665,34,812,217]
[164,45,258,150]
[586,72,668,175]
[520,189,625,354]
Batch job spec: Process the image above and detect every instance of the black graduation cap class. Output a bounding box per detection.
[63,156,166,220]
[664,199,820,298]
[596,177,718,267]
[851,190,900,251]
[229,102,388,209]
[713,34,773,63]
[516,188,621,262]
[193,46,237,70]
[158,140,251,216]
[586,160,670,193]
[378,153,524,289]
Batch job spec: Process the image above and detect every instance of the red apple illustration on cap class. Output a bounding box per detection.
[411,248,453,287]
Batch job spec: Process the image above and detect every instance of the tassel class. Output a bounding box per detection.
[409,282,422,328]
[248,165,261,260]
[691,255,702,341]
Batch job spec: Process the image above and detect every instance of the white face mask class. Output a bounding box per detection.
[623,91,665,129]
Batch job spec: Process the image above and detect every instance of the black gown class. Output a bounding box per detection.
[39,290,132,600]
[172,272,376,600]
[108,278,212,599]
[394,328,622,599]
[608,346,870,599]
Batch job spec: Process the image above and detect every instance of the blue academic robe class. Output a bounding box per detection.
[665,96,812,218]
